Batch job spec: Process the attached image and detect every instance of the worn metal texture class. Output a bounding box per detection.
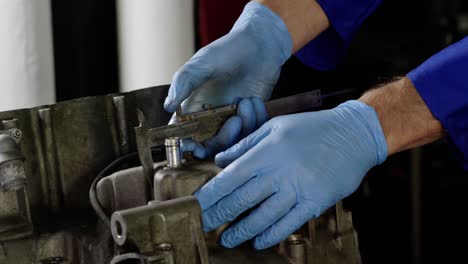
[106,159,361,264]
[96,166,150,214]
[0,85,169,224]
[111,196,209,264]
[305,202,362,264]
[0,124,32,241]
[0,85,171,263]
[0,130,27,192]
[153,160,221,202]
[0,226,114,264]
[95,159,220,216]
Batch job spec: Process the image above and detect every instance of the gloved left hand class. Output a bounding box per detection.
[195,100,388,249]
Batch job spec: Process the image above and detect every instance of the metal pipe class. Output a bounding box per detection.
[287,234,307,264]
[165,137,182,168]
[0,134,27,191]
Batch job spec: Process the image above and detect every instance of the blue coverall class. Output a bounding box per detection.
[298,0,468,170]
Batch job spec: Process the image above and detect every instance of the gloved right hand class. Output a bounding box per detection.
[164,1,292,116]
[164,1,292,159]
[195,100,388,249]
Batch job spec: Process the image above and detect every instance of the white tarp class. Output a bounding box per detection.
[117,0,195,92]
[0,0,55,112]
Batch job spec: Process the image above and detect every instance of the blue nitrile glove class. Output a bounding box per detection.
[164,2,292,158]
[179,97,268,158]
[195,100,388,249]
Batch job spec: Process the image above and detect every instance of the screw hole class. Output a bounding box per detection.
[115,221,123,238]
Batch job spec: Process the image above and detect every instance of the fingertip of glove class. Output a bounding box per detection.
[200,213,216,233]
[250,96,264,106]
[237,98,254,117]
[220,239,234,249]
[214,146,238,167]
[339,100,388,164]
[163,97,175,112]
[222,116,243,135]
[199,206,228,233]
[214,152,228,168]
[180,139,197,152]
[251,96,268,125]
[253,237,268,250]
[194,189,209,212]
[220,232,236,248]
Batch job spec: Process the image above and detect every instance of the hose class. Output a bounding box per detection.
[89,148,163,227]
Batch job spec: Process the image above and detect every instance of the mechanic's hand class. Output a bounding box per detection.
[195,100,388,249]
[164,2,292,114]
[179,97,268,158]
[164,2,291,158]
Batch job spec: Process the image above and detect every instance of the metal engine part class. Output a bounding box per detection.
[0,85,360,263]
[164,137,182,168]
[0,121,33,242]
[97,154,361,264]
[0,85,172,263]
[107,94,361,263]
[111,196,208,264]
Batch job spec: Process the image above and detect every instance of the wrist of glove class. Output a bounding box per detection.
[232,1,292,66]
[195,100,388,249]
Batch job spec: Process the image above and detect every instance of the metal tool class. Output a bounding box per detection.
[135,89,355,182]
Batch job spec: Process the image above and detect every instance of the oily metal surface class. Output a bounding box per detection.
[106,160,361,264]
[0,85,170,221]
[0,85,171,263]
[111,196,209,264]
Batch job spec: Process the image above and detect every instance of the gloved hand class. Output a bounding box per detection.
[164,2,292,158]
[195,100,388,249]
[180,97,268,158]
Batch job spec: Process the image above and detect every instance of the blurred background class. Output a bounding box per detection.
[0,0,467,263]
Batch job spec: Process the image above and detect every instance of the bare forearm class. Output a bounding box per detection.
[359,77,444,155]
[255,0,329,53]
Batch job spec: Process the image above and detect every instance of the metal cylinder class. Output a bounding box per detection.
[165,137,182,168]
[287,234,307,264]
[0,134,27,191]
